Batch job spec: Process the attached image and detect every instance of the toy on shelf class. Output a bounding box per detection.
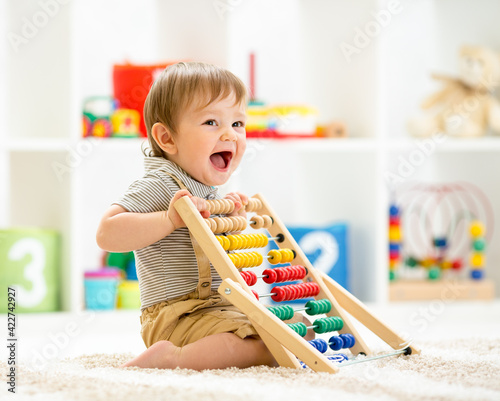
[174,194,419,373]
[407,45,500,138]
[245,52,345,139]
[388,181,495,300]
[82,96,115,138]
[113,62,176,137]
[82,96,140,138]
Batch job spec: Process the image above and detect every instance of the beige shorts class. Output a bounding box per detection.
[140,291,259,348]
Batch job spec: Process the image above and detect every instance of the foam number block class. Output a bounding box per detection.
[269,223,349,302]
[0,228,61,313]
[290,223,349,290]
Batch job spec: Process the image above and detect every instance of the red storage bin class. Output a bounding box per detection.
[112,62,177,137]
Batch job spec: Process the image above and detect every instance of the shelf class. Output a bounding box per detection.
[387,137,500,153]
[248,137,378,152]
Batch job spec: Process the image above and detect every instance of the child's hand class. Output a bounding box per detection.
[224,192,249,219]
[168,190,210,230]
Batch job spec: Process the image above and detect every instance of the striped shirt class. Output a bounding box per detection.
[114,157,222,311]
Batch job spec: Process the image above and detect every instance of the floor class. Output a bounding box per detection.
[5,300,500,370]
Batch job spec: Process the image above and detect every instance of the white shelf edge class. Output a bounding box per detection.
[387,137,500,153]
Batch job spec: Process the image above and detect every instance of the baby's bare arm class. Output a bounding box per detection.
[96,190,209,253]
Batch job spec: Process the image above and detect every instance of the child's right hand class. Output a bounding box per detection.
[167,190,210,230]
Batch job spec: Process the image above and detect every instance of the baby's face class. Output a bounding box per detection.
[172,93,247,186]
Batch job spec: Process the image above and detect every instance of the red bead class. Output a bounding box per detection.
[271,287,286,302]
[451,259,463,270]
[252,290,259,300]
[263,269,277,284]
[248,271,257,286]
[389,216,400,225]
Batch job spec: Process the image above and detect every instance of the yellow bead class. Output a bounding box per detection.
[421,258,434,268]
[441,260,452,270]
[470,221,485,238]
[388,225,402,242]
[389,259,398,269]
[268,249,281,264]
[280,249,294,263]
[470,253,485,268]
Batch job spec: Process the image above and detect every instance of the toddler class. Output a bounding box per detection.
[96,62,278,370]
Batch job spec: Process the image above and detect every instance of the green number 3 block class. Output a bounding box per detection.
[0,228,60,313]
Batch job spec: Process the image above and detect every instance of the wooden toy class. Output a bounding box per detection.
[389,182,495,300]
[174,194,419,373]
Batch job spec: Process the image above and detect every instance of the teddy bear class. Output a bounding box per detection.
[407,45,500,138]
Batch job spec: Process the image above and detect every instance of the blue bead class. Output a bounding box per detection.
[471,270,484,280]
[389,205,399,217]
[339,333,355,348]
[389,243,401,252]
[308,339,328,353]
[433,237,447,248]
[328,335,344,351]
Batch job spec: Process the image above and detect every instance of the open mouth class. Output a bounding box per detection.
[210,151,233,171]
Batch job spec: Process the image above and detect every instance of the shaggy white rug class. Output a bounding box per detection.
[3,337,499,401]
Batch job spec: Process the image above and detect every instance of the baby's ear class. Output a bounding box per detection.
[152,123,177,155]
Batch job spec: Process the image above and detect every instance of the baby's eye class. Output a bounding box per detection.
[233,121,245,128]
[204,120,217,126]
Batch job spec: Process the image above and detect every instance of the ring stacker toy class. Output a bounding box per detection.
[174,194,420,373]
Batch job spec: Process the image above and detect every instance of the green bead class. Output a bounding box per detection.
[428,266,441,280]
[405,256,418,267]
[473,238,486,252]
[389,271,396,281]
[288,322,307,337]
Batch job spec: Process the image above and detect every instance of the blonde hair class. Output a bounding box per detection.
[143,62,248,157]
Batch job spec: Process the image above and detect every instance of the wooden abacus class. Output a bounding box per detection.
[174,194,419,373]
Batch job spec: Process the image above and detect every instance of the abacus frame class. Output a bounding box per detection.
[174,194,419,373]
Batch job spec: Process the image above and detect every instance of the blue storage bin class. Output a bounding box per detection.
[84,268,121,310]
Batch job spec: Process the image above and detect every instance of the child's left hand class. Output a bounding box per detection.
[224,192,248,219]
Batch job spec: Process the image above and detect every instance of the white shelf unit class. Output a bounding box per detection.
[1,0,499,313]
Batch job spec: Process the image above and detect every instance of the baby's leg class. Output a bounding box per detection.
[121,333,277,370]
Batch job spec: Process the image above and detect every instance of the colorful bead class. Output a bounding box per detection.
[268,249,282,264]
[288,322,308,337]
[470,221,485,238]
[262,268,277,284]
[473,238,486,252]
[470,253,485,268]
[339,333,355,348]
[305,299,332,315]
[388,225,402,242]
[308,339,328,353]
[313,317,343,334]
[328,335,344,351]
[428,266,441,280]
[471,269,484,280]
[268,305,294,321]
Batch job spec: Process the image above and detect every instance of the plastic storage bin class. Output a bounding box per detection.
[84,268,122,310]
